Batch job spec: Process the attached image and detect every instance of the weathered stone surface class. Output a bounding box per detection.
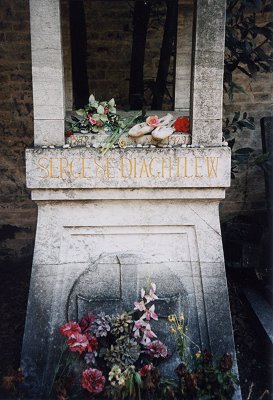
[25,147,231,189]
[66,132,192,147]
[29,0,65,146]
[191,0,226,145]
[21,187,239,398]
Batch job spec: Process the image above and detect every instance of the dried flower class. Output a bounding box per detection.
[92,312,111,337]
[85,350,98,365]
[111,312,133,337]
[2,368,23,393]
[60,321,81,337]
[146,340,168,358]
[81,368,105,394]
[105,336,140,369]
[109,365,126,387]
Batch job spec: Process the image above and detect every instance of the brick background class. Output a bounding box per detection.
[0,0,272,263]
[0,0,36,263]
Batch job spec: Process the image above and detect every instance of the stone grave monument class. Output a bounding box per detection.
[22,0,241,398]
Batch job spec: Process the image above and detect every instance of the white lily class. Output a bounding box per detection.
[152,126,175,140]
[128,122,154,137]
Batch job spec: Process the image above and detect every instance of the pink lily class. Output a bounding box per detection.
[143,305,158,321]
[144,283,158,304]
[134,300,146,312]
[133,319,147,338]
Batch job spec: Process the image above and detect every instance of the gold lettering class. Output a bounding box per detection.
[49,158,60,178]
[60,158,69,179]
[93,159,105,178]
[105,158,115,178]
[37,157,49,179]
[69,158,82,178]
[81,158,93,178]
[176,157,180,178]
[183,157,193,178]
[121,158,132,178]
[149,158,161,178]
[133,159,137,178]
[194,157,203,178]
[206,157,219,177]
[139,160,150,178]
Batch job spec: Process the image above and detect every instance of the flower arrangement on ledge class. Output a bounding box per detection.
[65,95,190,154]
[54,283,238,400]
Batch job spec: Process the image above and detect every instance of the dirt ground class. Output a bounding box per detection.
[0,258,272,400]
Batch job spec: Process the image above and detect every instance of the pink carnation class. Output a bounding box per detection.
[146,115,160,127]
[67,332,90,354]
[82,368,105,394]
[146,340,168,358]
[60,321,81,337]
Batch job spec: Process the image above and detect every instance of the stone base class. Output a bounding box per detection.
[21,147,241,399]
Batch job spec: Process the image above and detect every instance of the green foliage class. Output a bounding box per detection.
[225,0,273,98]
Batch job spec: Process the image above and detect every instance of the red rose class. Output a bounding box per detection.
[67,332,90,353]
[82,368,105,395]
[60,321,81,337]
[65,130,73,137]
[173,117,190,133]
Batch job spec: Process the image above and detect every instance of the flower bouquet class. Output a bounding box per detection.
[55,283,238,400]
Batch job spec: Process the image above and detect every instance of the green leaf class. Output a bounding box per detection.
[108,98,115,107]
[232,112,240,123]
[100,114,108,122]
[76,108,86,116]
[97,105,105,114]
[89,94,96,104]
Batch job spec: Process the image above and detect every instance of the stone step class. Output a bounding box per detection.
[243,287,273,345]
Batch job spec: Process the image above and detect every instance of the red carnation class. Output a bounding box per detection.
[60,321,81,337]
[81,368,105,395]
[79,313,96,333]
[139,364,154,377]
[86,333,98,352]
[67,332,90,354]
[173,116,190,133]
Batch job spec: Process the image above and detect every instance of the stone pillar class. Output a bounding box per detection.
[29,0,65,146]
[191,0,226,146]
[175,0,194,113]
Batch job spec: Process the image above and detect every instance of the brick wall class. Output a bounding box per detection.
[0,0,272,263]
[0,0,36,263]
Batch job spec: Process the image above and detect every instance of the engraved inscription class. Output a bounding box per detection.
[37,156,219,180]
